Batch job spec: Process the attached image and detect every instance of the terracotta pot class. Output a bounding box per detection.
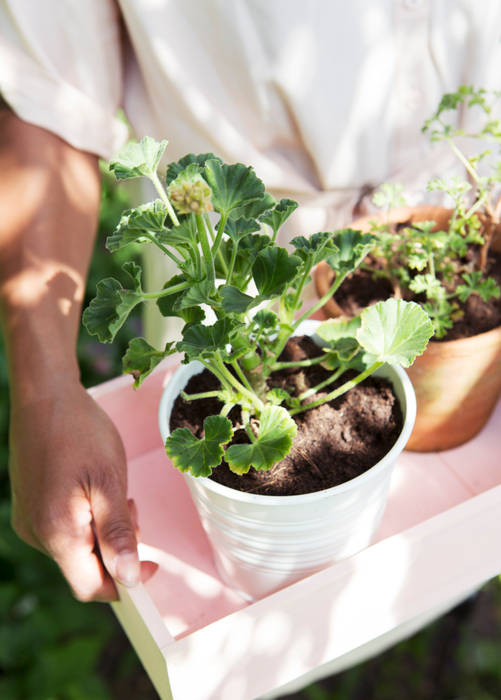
[314,206,501,452]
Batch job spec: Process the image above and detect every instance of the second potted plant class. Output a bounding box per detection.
[84,138,432,599]
[315,86,501,451]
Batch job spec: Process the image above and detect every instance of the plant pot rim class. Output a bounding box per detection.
[158,319,417,505]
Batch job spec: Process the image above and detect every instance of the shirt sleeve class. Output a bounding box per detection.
[0,0,129,159]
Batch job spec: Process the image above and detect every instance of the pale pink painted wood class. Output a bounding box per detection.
[93,362,501,700]
[164,483,501,700]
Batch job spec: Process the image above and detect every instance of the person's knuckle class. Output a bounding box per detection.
[99,518,134,548]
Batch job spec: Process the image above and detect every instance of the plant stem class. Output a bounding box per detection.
[143,231,183,266]
[150,172,180,227]
[205,213,229,277]
[226,239,239,284]
[181,390,222,402]
[298,365,346,401]
[447,139,479,185]
[292,270,348,332]
[196,213,215,285]
[290,360,383,415]
[212,213,229,259]
[231,359,254,394]
[213,353,264,412]
[271,354,329,371]
[143,280,190,299]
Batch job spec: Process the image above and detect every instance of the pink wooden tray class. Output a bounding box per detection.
[90,356,501,700]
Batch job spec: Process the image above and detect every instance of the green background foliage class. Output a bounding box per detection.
[1,170,501,699]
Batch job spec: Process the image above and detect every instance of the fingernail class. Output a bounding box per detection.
[114,551,140,587]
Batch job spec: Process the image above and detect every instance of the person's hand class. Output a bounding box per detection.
[8,381,157,602]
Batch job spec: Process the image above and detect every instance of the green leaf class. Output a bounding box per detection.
[204,160,265,219]
[457,272,500,303]
[226,234,271,286]
[372,183,406,210]
[225,405,297,473]
[109,137,167,180]
[165,153,221,185]
[122,338,176,387]
[357,298,434,367]
[106,200,167,252]
[409,273,445,300]
[325,229,376,277]
[157,216,198,253]
[165,416,233,477]
[157,275,205,323]
[177,280,214,309]
[260,198,298,235]
[177,318,241,360]
[249,309,280,338]
[252,246,302,297]
[239,192,277,221]
[316,316,362,343]
[220,285,257,314]
[224,217,261,243]
[82,262,144,343]
[316,317,363,365]
[291,231,341,268]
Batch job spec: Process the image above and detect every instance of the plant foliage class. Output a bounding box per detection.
[368,86,501,338]
[84,138,433,477]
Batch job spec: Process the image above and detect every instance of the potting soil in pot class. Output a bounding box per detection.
[170,336,403,496]
[334,248,501,342]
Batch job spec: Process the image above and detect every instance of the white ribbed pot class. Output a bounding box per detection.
[158,321,417,601]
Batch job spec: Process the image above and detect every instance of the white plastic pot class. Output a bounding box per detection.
[158,320,417,601]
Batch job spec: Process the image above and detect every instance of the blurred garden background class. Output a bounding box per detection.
[1,169,501,699]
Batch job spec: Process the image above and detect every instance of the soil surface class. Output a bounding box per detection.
[333,249,501,341]
[170,336,403,496]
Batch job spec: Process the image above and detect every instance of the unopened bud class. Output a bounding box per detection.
[167,172,213,215]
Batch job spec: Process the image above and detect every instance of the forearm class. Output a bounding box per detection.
[0,110,101,408]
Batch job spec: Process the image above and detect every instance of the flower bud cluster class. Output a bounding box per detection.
[168,173,213,215]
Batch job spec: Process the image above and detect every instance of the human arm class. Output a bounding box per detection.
[0,109,154,601]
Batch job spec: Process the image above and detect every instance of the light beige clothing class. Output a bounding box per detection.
[1,0,501,344]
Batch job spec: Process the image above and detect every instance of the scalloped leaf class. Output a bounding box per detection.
[252,246,302,297]
[225,405,297,474]
[325,229,376,277]
[220,285,258,314]
[290,231,338,267]
[157,216,198,249]
[165,415,233,477]
[157,275,205,323]
[122,338,176,387]
[224,217,261,243]
[109,137,167,180]
[165,153,221,185]
[106,200,167,252]
[204,160,265,219]
[177,318,241,361]
[316,316,362,343]
[82,262,144,343]
[357,299,434,367]
[176,280,214,309]
[259,198,298,235]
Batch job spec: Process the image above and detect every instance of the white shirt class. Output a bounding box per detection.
[1,0,501,343]
[2,1,501,219]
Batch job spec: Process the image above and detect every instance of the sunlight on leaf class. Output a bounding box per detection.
[225,405,297,474]
[165,416,233,477]
[357,299,434,367]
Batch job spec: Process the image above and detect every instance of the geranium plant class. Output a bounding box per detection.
[365,86,501,338]
[83,137,432,477]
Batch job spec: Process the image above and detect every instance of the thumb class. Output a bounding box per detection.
[91,482,140,588]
